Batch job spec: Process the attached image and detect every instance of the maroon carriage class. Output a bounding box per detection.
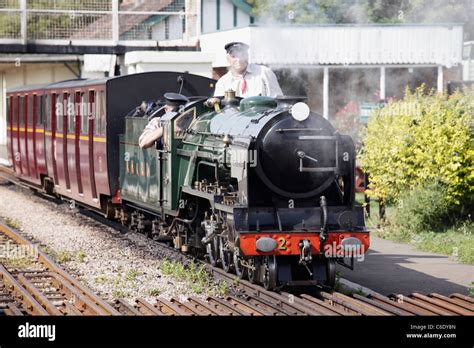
[6,72,215,215]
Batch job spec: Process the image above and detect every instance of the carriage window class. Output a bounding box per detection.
[19,97,24,126]
[100,91,106,135]
[94,91,101,135]
[36,95,43,126]
[95,90,105,135]
[80,92,88,134]
[27,95,33,126]
[57,94,64,131]
[45,95,50,131]
[12,97,18,126]
[88,90,95,133]
[68,93,75,133]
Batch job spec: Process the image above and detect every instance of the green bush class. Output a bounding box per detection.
[391,181,457,233]
[359,86,474,207]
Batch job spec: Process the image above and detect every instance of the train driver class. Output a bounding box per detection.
[205,42,283,107]
[138,92,189,149]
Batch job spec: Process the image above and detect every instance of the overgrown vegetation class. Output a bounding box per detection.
[359,87,474,264]
[160,260,229,296]
[4,217,21,230]
[360,86,473,206]
[57,249,87,263]
[0,255,35,268]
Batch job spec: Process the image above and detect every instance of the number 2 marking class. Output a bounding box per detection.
[278,237,287,250]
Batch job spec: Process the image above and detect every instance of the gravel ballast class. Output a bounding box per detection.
[0,182,218,303]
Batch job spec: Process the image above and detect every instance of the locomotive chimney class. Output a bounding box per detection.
[222,89,239,107]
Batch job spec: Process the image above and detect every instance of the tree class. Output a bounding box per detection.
[251,0,474,39]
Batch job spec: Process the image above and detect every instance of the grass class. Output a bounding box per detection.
[356,193,474,265]
[124,268,141,281]
[382,221,474,264]
[41,245,57,259]
[0,256,35,268]
[57,250,73,263]
[160,260,223,295]
[217,281,229,296]
[4,217,21,230]
[57,249,87,263]
[95,275,112,284]
[75,250,87,263]
[354,287,367,297]
[148,288,161,297]
[112,289,131,299]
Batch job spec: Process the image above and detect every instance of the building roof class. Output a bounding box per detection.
[7,78,109,93]
[200,24,464,67]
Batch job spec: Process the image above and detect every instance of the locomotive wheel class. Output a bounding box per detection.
[219,237,232,273]
[247,257,260,284]
[325,258,337,289]
[262,255,277,290]
[233,247,247,279]
[206,237,220,267]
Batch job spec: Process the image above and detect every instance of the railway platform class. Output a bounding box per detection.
[340,235,473,296]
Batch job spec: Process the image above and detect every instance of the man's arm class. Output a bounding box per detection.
[139,127,163,149]
[213,75,226,97]
[262,67,283,97]
[138,118,163,149]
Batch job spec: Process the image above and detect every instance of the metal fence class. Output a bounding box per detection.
[0,0,199,44]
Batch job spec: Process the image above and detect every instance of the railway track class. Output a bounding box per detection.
[0,166,473,316]
[0,221,120,315]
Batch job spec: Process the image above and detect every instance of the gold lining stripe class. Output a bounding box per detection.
[10,127,106,143]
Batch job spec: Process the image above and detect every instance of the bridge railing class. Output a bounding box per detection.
[0,0,199,46]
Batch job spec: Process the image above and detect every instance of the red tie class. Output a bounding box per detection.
[241,77,246,94]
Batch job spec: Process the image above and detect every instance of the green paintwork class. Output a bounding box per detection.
[120,97,277,214]
[239,96,277,112]
[120,117,160,211]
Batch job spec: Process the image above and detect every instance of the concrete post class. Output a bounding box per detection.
[380,66,386,100]
[112,0,119,45]
[195,0,201,41]
[437,65,444,93]
[323,66,329,119]
[20,0,27,45]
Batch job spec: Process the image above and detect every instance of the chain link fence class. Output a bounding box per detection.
[0,0,197,42]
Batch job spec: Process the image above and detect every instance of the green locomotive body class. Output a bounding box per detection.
[119,89,369,290]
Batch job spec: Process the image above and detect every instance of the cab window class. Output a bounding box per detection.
[173,108,195,139]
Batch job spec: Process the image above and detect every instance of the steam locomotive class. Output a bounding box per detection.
[6,72,369,290]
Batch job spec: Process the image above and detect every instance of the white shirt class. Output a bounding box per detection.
[214,63,283,98]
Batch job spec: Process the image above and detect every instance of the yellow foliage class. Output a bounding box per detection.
[359,85,474,205]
